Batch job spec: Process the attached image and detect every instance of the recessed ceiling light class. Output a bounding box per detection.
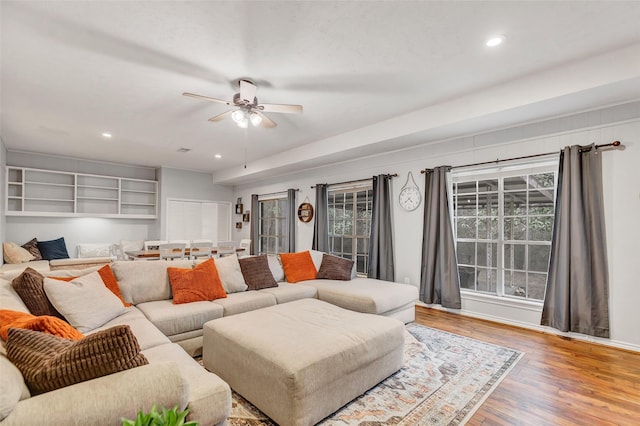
[485,35,506,47]
[101,132,112,138]
[214,154,222,159]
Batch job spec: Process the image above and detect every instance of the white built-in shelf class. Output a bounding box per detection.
[5,166,157,219]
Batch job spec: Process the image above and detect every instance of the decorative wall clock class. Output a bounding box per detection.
[398,171,422,211]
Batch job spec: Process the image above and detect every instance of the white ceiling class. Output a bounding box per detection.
[2,1,640,184]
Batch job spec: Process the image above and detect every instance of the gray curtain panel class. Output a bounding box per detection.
[250,194,259,255]
[420,166,462,309]
[312,184,329,252]
[541,145,610,338]
[368,174,395,281]
[287,189,296,252]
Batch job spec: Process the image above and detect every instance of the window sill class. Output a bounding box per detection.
[460,290,543,312]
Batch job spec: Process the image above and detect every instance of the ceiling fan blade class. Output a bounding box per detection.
[239,79,257,103]
[208,110,234,122]
[183,92,232,106]
[259,103,303,114]
[255,110,277,128]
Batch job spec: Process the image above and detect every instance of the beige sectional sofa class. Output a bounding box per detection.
[0,252,418,425]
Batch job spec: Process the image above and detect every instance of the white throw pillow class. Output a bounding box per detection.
[2,242,35,264]
[215,254,248,293]
[267,255,284,282]
[76,243,112,258]
[43,272,126,333]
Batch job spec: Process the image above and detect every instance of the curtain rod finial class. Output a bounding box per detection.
[613,140,621,147]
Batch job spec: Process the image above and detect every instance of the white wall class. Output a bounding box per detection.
[0,138,6,261]
[233,103,640,350]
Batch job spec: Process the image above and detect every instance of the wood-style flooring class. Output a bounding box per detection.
[414,306,640,425]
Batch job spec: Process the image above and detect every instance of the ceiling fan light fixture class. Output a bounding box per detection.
[237,118,249,129]
[231,109,246,123]
[250,112,263,126]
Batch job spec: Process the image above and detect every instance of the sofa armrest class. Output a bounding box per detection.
[1,363,189,426]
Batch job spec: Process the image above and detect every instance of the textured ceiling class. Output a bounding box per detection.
[2,1,640,183]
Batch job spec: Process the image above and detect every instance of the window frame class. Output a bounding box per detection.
[450,158,558,303]
[327,182,373,275]
[257,194,289,255]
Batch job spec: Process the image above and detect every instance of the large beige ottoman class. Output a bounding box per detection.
[203,298,405,426]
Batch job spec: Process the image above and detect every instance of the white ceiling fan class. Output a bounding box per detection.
[183,79,302,128]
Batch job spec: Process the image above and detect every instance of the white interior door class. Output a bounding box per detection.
[167,200,231,243]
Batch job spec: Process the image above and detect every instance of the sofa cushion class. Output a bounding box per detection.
[97,264,131,307]
[7,325,148,395]
[214,255,248,293]
[267,255,284,282]
[142,343,231,425]
[136,300,223,337]
[310,250,357,279]
[317,253,355,280]
[0,353,29,421]
[21,238,43,261]
[211,291,276,316]
[43,272,126,333]
[36,237,69,261]
[2,242,35,264]
[11,268,63,318]
[111,260,194,304]
[168,259,226,304]
[280,251,317,283]
[306,278,418,315]
[260,282,317,304]
[88,307,170,351]
[0,310,84,341]
[1,278,29,313]
[238,255,278,290]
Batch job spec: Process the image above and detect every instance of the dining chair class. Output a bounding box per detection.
[238,239,251,257]
[144,240,168,251]
[216,241,236,258]
[120,239,145,260]
[158,243,186,260]
[190,241,213,260]
[169,239,190,248]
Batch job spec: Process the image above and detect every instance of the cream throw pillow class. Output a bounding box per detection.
[215,254,248,293]
[43,272,126,333]
[2,242,35,264]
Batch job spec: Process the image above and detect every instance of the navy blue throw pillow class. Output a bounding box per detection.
[37,237,70,260]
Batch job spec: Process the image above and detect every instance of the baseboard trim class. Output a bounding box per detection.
[415,302,640,353]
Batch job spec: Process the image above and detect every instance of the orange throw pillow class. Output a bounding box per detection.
[168,258,227,304]
[280,251,318,283]
[0,309,84,341]
[97,264,131,307]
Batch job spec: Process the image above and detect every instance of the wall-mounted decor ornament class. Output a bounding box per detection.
[297,197,314,223]
[243,212,250,222]
[398,171,422,211]
[236,222,243,229]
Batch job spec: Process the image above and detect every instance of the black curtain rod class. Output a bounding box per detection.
[256,188,299,198]
[310,173,398,189]
[420,141,622,174]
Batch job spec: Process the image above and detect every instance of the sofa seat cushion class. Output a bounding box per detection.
[142,343,231,426]
[136,300,223,337]
[87,307,170,350]
[111,260,194,304]
[211,291,276,316]
[48,257,112,270]
[260,282,317,304]
[306,278,418,315]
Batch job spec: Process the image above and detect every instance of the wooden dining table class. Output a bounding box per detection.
[125,247,245,260]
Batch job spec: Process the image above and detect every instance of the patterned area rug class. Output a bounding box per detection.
[208,324,522,426]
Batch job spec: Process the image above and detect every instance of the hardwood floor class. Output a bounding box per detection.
[414,306,640,425]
